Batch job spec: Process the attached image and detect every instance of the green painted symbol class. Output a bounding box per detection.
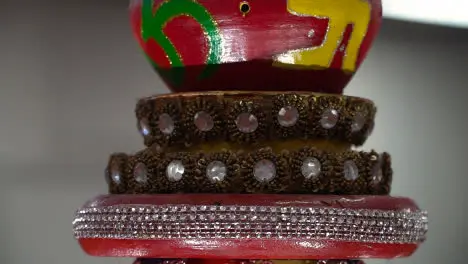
[141,0,222,85]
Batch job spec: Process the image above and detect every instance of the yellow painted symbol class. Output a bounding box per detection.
[274,0,371,72]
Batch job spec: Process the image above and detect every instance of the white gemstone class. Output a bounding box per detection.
[253,159,276,182]
[372,172,383,184]
[206,161,227,182]
[158,113,174,135]
[343,160,359,181]
[320,109,339,129]
[235,113,258,133]
[301,157,321,179]
[107,165,121,184]
[352,112,366,132]
[167,160,185,181]
[372,155,384,184]
[139,119,151,136]
[278,106,299,127]
[133,162,148,183]
[194,111,214,132]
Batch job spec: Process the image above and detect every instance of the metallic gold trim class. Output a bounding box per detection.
[106,146,391,195]
[135,92,376,149]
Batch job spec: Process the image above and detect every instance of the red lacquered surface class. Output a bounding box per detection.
[133,259,366,264]
[76,195,423,259]
[129,0,382,94]
[81,238,417,259]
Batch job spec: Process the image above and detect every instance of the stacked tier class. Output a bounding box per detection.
[72,0,428,264]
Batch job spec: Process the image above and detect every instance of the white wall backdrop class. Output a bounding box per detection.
[383,0,468,28]
[0,1,466,264]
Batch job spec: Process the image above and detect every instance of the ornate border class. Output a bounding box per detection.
[135,92,376,148]
[105,146,392,195]
[133,260,364,264]
[74,203,427,244]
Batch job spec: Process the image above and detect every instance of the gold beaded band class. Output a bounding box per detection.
[106,147,391,195]
[135,92,376,149]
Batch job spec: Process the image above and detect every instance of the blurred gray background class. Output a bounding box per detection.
[0,0,466,264]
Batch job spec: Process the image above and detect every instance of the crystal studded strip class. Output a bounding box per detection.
[73,204,428,244]
[132,259,365,264]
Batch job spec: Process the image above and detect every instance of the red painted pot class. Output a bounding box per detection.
[129,0,382,94]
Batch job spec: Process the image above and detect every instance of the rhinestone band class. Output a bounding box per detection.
[135,92,376,148]
[106,147,392,195]
[134,259,364,264]
[73,204,428,244]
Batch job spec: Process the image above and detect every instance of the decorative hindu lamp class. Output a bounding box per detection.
[72,1,428,264]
